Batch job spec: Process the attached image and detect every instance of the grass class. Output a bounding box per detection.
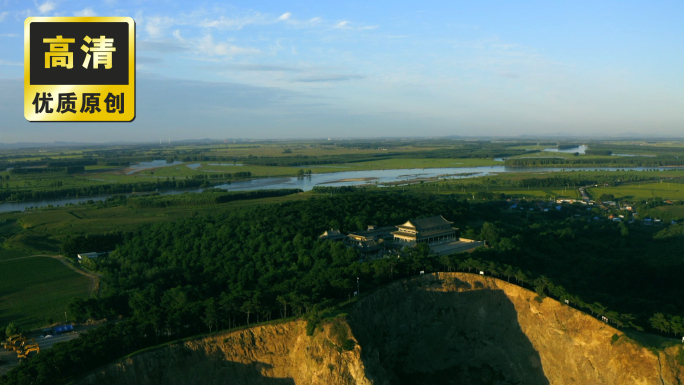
[0,248,32,262]
[621,328,681,352]
[0,257,91,330]
[654,205,684,217]
[588,182,684,201]
[491,189,580,199]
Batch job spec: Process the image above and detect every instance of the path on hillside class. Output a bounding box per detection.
[0,254,102,296]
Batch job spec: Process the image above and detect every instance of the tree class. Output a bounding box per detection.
[514,269,529,286]
[409,243,433,273]
[618,222,629,237]
[599,194,615,202]
[276,295,288,319]
[5,323,20,337]
[480,222,501,246]
[650,313,670,334]
[487,261,500,276]
[68,298,89,322]
[503,265,515,282]
[440,255,454,272]
[497,237,517,251]
[202,298,219,333]
[669,316,684,336]
[590,302,607,316]
[462,227,478,240]
[241,301,254,326]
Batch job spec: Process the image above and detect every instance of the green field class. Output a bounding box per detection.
[653,205,684,219]
[0,257,91,330]
[0,248,32,262]
[588,182,684,201]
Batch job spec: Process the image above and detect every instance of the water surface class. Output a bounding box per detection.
[3,165,682,213]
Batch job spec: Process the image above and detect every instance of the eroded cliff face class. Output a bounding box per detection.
[347,273,684,385]
[78,320,372,385]
[78,273,684,385]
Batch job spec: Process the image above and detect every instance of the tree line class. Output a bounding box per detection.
[505,157,684,167]
[9,166,85,175]
[126,189,302,208]
[0,179,206,202]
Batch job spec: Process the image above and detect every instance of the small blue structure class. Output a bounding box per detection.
[53,324,74,334]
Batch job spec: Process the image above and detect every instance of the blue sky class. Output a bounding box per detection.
[0,0,683,142]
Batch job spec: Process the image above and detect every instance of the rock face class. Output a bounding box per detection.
[348,273,684,385]
[79,319,371,385]
[78,273,684,385]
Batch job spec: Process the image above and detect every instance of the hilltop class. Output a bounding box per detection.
[78,273,684,385]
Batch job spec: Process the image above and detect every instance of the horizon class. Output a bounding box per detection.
[1,1,683,142]
[3,133,684,148]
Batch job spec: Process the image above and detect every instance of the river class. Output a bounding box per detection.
[1,165,682,213]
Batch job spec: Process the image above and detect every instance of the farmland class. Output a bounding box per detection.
[587,181,684,201]
[0,257,91,330]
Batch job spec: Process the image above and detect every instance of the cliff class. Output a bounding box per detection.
[347,273,684,384]
[78,319,370,385]
[78,273,684,385]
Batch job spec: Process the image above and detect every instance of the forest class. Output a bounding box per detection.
[241,145,533,167]
[0,179,207,202]
[505,156,684,167]
[4,189,684,384]
[125,188,303,208]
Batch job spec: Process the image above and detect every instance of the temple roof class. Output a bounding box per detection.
[392,228,456,239]
[397,215,453,231]
[319,229,347,240]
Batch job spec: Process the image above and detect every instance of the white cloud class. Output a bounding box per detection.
[197,35,260,57]
[200,14,262,30]
[146,16,175,38]
[0,33,18,37]
[74,8,97,17]
[278,12,291,21]
[333,20,378,31]
[0,59,22,66]
[0,11,8,22]
[38,1,55,14]
[279,16,323,29]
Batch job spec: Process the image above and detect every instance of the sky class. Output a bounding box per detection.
[0,0,683,143]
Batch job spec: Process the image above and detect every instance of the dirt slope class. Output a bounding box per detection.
[78,273,684,385]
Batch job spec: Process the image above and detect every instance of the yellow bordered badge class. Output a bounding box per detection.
[24,17,135,122]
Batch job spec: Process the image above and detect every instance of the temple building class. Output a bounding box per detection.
[347,225,396,242]
[318,229,347,241]
[392,215,457,245]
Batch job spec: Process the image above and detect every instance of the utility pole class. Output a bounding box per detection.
[357,277,360,296]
